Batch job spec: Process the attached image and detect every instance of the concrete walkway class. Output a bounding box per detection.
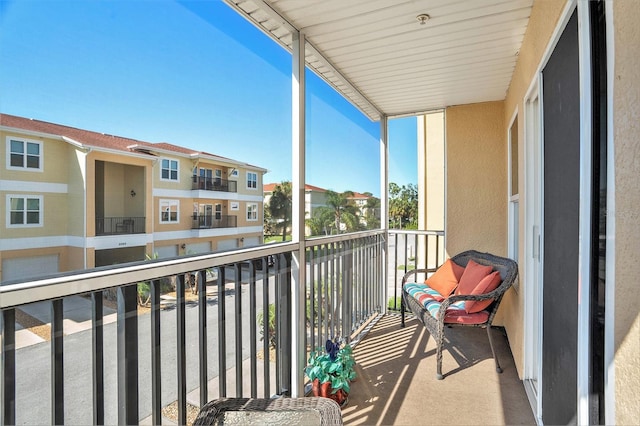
[344,314,535,425]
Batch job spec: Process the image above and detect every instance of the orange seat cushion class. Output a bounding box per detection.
[465,270,502,313]
[425,259,465,297]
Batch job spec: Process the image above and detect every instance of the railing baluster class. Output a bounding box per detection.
[281,253,292,395]
[51,299,64,425]
[1,308,16,426]
[274,256,281,395]
[176,274,187,426]
[150,279,161,425]
[329,242,335,337]
[198,270,208,407]
[308,246,316,352]
[234,263,243,397]
[249,262,258,398]
[323,244,329,342]
[91,292,104,425]
[262,260,270,397]
[117,284,138,425]
[218,267,227,397]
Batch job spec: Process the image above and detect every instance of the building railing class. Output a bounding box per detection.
[191,214,238,229]
[95,216,145,235]
[387,229,446,311]
[0,230,391,425]
[191,176,238,193]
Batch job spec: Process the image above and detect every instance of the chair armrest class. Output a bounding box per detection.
[401,268,437,285]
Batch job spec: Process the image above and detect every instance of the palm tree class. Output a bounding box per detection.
[325,190,359,233]
[364,196,381,229]
[267,181,292,240]
[305,207,334,236]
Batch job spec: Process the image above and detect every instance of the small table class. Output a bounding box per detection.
[194,397,343,425]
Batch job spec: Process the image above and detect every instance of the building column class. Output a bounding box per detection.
[290,30,306,397]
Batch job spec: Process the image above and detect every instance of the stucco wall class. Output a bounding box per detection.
[500,0,566,377]
[445,101,506,258]
[612,1,640,423]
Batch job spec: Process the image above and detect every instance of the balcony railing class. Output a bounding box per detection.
[387,229,446,310]
[95,216,145,235]
[191,176,238,193]
[191,214,237,229]
[0,229,442,425]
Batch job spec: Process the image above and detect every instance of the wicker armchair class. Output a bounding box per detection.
[401,250,518,380]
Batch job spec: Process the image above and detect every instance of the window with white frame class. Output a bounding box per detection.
[7,137,42,171]
[247,203,258,221]
[7,195,43,227]
[215,203,222,219]
[229,169,239,178]
[246,172,257,189]
[161,158,179,181]
[160,199,179,223]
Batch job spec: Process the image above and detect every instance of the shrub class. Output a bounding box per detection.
[388,296,402,311]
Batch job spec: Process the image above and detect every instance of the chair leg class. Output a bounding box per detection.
[400,294,405,328]
[436,336,444,380]
[486,326,503,373]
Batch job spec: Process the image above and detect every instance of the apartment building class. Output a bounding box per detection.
[0,113,266,282]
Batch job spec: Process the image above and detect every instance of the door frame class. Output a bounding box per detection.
[521,1,615,424]
[523,74,543,425]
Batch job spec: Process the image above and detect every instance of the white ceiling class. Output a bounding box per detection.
[226,0,533,121]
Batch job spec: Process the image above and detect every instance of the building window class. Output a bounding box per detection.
[161,158,179,181]
[215,203,222,219]
[247,203,258,221]
[160,199,179,223]
[7,195,42,227]
[229,169,239,178]
[247,172,257,189]
[7,137,42,171]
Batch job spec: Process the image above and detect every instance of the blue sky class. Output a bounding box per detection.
[0,0,417,197]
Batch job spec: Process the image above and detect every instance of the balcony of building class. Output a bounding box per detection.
[191,214,238,230]
[191,175,238,193]
[1,0,633,425]
[0,231,534,425]
[95,216,146,236]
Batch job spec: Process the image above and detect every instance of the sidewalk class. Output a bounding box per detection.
[8,281,228,350]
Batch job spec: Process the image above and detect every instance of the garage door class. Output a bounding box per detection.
[186,242,211,254]
[216,239,237,251]
[242,237,260,247]
[155,245,178,259]
[2,254,59,282]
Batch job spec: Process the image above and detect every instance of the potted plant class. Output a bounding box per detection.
[305,338,356,406]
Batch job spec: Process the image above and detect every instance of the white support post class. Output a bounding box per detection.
[380,115,389,314]
[290,30,307,397]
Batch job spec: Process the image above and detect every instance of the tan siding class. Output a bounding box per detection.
[612,1,640,422]
[445,101,506,257]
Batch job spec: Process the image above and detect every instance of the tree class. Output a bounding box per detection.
[388,182,418,229]
[306,207,334,236]
[267,181,292,240]
[325,190,360,233]
[363,196,381,229]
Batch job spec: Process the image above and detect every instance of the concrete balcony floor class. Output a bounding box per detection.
[343,314,535,425]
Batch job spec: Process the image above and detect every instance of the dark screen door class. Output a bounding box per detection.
[542,10,579,425]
